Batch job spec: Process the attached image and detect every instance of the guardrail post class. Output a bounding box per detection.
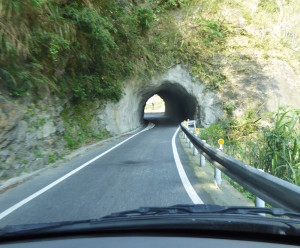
[193,146,198,156]
[183,121,188,141]
[215,167,222,187]
[200,140,206,167]
[194,128,199,156]
[255,196,266,208]
[215,140,224,187]
[189,139,193,148]
[255,169,266,209]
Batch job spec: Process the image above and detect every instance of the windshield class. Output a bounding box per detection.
[0,0,300,236]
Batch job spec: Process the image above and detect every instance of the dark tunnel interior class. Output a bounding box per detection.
[141,82,198,123]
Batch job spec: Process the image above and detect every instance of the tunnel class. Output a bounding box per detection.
[140,82,198,123]
[100,66,223,135]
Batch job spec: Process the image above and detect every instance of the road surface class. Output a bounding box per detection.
[0,114,210,227]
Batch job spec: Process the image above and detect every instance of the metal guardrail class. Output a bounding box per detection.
[180,122,300,212]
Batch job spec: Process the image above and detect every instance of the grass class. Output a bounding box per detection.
[222,172,255,203]
[174,2,231,89]
[33,149,43,159]
[199,106,300,186]
[48,153,57,164]
[224,103,234,116]
[199,105,300,208]
[39,118,46,126]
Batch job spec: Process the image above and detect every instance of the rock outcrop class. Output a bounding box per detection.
[0,97,66,179]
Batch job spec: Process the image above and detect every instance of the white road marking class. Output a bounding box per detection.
[0,123,155,221]
[172,127,203,204]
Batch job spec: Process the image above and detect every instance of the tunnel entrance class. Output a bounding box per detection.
[141,82,198,123]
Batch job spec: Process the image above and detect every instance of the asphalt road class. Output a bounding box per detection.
[0,114,208,227]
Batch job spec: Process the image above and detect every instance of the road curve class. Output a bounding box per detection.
[0,114,200,227]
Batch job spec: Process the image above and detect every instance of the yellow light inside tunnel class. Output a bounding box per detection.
[144,94,165,113]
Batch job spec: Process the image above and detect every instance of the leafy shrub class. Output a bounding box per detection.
[258,0,280,13]
[0,0,142,101]
[136,7,155,32]
[156,0,189,9]
[200,107,300,185]
[224,103,234,116]
[62,101,111,150]
[261,107,300,184]
[64,5,117,52]
[48,153,57,164]
[197,19,224,45]
[199,122,227,147]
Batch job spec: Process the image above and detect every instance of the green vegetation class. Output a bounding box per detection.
[199,107,300,185]
[222,172,256,202]
[0,0,157,99]
[33,149,44,159]
[224,103,234,116]
[258,0,280,13]
[39,118,46,126]
[61,101,110,150]
[48,153,57,164]
[0,0,232,99]
[261,108,300,184]
[2,0,298,95]
[178,1,231,89]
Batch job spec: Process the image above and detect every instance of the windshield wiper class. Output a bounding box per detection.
[1,205,300,238]
[104,204,300,219]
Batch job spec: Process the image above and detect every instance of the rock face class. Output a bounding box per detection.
[221,55,300,118]
[0,95,24,150]
[263,59,300,112]
[0,97,66,180]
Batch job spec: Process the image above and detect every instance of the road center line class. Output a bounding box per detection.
[0,123,155,221]
[172,127,203,204]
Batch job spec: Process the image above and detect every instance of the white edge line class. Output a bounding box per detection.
[172,127,203,204]
[0,123,155,221]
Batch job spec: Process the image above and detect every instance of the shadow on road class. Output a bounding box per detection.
[143,113,179,127]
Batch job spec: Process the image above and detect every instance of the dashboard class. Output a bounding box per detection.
[1,236,298,248]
